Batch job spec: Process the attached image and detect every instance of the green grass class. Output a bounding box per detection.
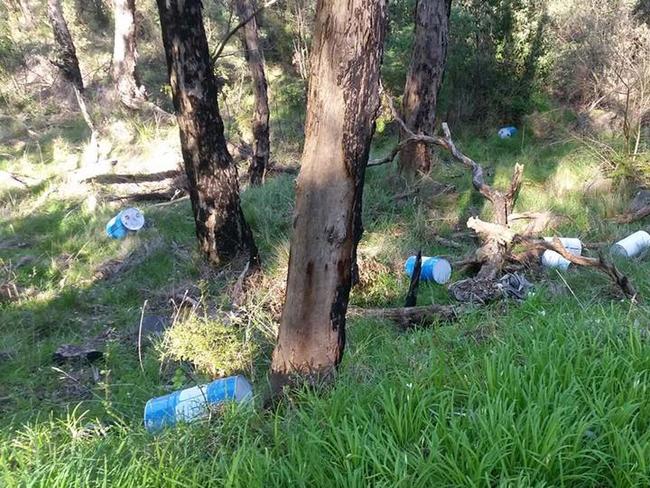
[1,123,650,486]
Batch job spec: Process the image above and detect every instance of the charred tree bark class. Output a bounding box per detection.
[47,0,84,90]
[112,0,146,109]
[270,0,387,391]
[399,0,451,176]
[156,0,258,267]
[234,0,270,186]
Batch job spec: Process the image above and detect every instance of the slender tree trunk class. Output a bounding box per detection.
[156,0,259,267]
[270,0,387,391]
[47,0,84,91]
[10,0,35,27]
[235,0,270,186]
[398,0,451,176]
[112,0,146,109]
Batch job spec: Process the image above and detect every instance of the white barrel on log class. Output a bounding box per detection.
[541,237,582,270]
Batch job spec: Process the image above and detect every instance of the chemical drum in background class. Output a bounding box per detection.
[611,230,650,258]
[498,126,518,139]
[144,375,253,433]
[106,207,145,240]
[541,237,582,270]
[404,255,452,284]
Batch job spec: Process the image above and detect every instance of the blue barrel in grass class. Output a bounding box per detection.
[144,375,253,432]
[498,126,518,139]
[106,207,145,239]
[404,255,452,284]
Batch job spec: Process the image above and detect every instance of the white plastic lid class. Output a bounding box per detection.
[120,207,145,231]
[432,258,452,284]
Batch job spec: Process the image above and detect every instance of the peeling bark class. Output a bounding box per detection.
[270,0,387,392]
[235,0,270,186]
[112,0,147,109]
[47,0,83,91]
[399,0,451,176]
[156,0,258,267]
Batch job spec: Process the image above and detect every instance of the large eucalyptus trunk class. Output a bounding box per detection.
[112,0,146,108]
[270,0,387,391]
[399,0,451,176]
[156,0,258,266]
[235,0,270,186]
[47,0,84,91]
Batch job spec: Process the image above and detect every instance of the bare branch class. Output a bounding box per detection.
[467,217,517,246]
[212,0,280,63]
[514,236,638,301]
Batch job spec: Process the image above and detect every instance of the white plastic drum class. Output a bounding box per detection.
[611,231,650,258]
[541,237,582,270]
[120,207,145,231]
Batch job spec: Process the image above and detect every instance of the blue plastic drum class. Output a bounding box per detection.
[144,375,253,432]
[106,208,145,239]
[498,126,518,139]
[404,255,452,284]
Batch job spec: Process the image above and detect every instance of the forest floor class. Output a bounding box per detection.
[1,117,650,486]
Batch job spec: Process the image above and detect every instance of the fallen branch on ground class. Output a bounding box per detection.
[513,236,638,301]
[107,188,186,203]
[349,304,459,330]
[373,87,636,302]
[614,205,650,224]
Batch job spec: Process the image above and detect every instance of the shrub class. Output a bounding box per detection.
[160,314,255,379]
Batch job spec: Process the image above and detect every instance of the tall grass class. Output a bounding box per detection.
[1,301,649,486]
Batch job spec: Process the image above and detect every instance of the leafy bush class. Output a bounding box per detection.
[161,314,255,379]
[549,0,650,183]
[383,0,550,127]
[442,0,551,126]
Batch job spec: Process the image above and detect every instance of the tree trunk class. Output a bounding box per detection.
[47,0,84,91]
[10,0,35,27]
[112,0,146,109]
[156,0,259,267]
[398,0,451,176]
[235,0,270,186]
[270,0,387,391]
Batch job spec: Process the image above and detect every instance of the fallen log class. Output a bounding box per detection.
[614,205,650,224]
[349,303,459,330]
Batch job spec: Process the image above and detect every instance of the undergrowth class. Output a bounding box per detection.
[1,119,650,485]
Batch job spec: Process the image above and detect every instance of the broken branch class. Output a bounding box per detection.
[212,0,280,63]
[614,205,650,224]
[514,236,638,301]
[404,251,421,307]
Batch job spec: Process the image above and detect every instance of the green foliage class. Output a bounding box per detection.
[383,0,550,127]
[161,315,255,379]
[441,0,551,125]
[2,303,650,486]
[1,1,649,485]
